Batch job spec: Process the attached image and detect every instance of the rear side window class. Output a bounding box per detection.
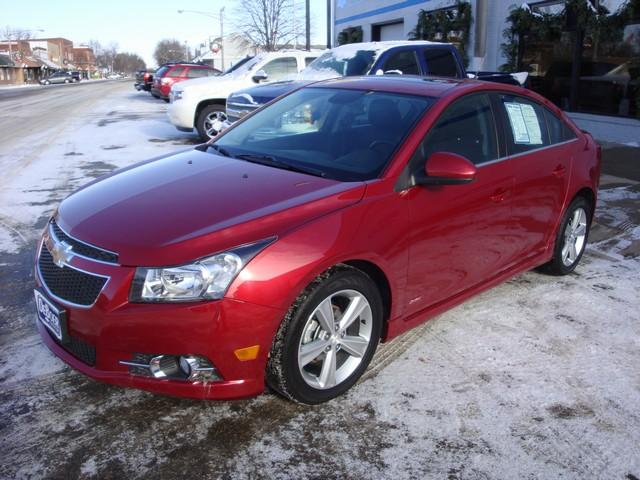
[186,68,209,78]
[305,57,317,67]
[167,67,185,78]
[382,50,420,75]
[544,108,577,144]
[423,49,459,77]
[500,94,549,155]
[419,93,498,166]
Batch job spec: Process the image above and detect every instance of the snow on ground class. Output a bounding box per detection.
[0,86,196,253]
[0,84,639,479]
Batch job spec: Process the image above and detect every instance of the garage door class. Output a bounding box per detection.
[379,22,404,41]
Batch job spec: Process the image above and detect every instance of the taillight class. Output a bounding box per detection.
[143,73,149,81]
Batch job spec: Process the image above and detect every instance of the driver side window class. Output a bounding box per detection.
[417,93,498,167]
[261,57,298,82]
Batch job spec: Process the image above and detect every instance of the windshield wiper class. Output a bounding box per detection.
[208,144,232,158]
[236,154,326,178]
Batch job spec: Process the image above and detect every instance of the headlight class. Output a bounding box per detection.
[129,238,275,303]
[172,90,183,101]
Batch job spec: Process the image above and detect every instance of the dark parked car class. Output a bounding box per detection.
[225,41,527,127]
[39,71,77,85]
[34,76,599,404]
[134,69,154,91]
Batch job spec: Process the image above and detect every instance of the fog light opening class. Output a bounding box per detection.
[121,353,222,383]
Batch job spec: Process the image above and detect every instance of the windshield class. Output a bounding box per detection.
[299,48,377,80]
[224,54,264,77]
[212,87,433,181]
[221,55,256,76]
[155,66,170,77]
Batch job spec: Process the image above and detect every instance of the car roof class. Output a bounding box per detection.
[330,40,453,53]
[308,75,527,99]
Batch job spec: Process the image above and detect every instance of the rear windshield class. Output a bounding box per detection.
[155,66,170,77]
[213,87,433,181]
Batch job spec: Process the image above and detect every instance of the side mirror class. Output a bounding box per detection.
[415,152,477,186]
[252,70,268,83]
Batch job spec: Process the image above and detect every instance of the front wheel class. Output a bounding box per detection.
[64,79,70,84]
[541,196,592,275]
[267,267,383,404]
[196,104,227,142]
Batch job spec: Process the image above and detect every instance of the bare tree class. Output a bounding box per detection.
[153,39,185,66]
[235,0,298,51]
[1,26,33,40]
[113,52,146,74]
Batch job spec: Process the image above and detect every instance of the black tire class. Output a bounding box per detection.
[540,196,592,275]
[266,266,383,404]
[163,98,170,103]
[196,104,226,142]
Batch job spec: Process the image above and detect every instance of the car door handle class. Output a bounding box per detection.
[490,188,509,203]
[552,165,566,178]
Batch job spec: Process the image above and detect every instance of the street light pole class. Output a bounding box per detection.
[177,8,225,70]
[220,7,225,70]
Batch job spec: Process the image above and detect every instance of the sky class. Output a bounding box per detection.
[2,0,329,68]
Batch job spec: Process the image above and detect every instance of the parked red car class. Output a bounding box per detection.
[151,63,220,101]
[35,76,600,404]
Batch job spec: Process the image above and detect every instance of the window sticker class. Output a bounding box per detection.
[504,102,543,145]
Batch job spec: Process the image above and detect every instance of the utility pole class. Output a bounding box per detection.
[305,0,311,51]
[326,0,332,48]
[220,7,225,70]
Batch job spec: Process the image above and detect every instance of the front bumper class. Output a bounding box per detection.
[167,100,195,130]
[35,245,286,400]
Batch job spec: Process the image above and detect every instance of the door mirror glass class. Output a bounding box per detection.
[417,152,477,185]
[252,69,268,83]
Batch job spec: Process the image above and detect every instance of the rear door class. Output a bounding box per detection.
[422,47,464,78]
[494,93,576,256]
[403,93,515,315]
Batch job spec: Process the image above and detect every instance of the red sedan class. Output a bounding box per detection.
[34,76,600,404]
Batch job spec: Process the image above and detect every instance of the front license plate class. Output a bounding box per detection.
[34,290,66,342]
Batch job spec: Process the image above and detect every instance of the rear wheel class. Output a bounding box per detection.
[267,267,383,404]
[196,104,227,142]
[541,196,591,275]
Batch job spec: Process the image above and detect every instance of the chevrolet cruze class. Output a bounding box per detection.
[34,76,600,404]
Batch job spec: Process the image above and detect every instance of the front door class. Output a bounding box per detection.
[403,93,515,316]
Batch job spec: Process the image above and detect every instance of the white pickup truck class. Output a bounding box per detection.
[167,50,321,141]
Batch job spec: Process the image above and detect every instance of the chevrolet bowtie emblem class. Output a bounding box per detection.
[44,229,74,268]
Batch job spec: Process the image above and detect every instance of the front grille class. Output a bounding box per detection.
[66,335,96,366]
[38,246,108,306]
[51,221,118,264]
[45,327,97,366]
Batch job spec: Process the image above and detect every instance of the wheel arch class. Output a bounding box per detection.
[194,98,226,125]
[341,260,392,340]
[573,187,596,221]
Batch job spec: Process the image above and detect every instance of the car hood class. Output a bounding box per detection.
[174,74,246,97]
[57,148,365,266]
[230,81,312,106]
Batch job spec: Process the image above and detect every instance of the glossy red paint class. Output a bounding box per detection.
[36,76,600,399]
[425,152,478,181]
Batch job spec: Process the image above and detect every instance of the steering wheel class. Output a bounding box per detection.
[368,140,395,150]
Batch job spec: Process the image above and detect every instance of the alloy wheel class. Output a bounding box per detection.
[204,111,227,138]
[297,289,373,390]
[561,207,587,267]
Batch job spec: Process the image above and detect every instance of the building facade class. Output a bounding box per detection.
[334,0,639,117]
